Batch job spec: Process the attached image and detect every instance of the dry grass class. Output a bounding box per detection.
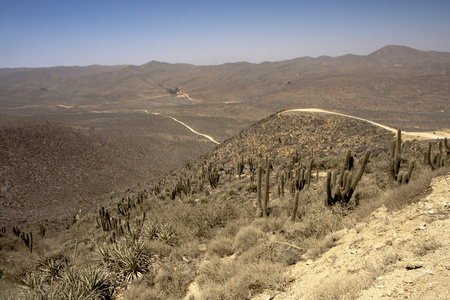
[197,257,284,300]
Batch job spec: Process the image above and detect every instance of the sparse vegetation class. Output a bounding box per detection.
[0,109,449,299]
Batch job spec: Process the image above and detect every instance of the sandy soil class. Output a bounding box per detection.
[256,173,450,299]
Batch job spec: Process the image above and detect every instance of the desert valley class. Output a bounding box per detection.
[0,45,449,299]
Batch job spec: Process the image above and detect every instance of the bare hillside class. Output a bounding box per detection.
[0,115,214,229]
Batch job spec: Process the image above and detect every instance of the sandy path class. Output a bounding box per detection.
[177,92,197,102]
[282,108,450,140]
[150,112,220,144]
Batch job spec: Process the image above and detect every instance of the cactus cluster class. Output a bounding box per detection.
[263,158,272,217]
[389,129,415,184]
[97,207,113,231]
[10,225,33,252]
[21,231,33,253]
[171,178,192,200]
[326,150,370,206]
[237,157,245,178]
[425,138,450,170]
[12,225,21,237]
[207,167,220,189]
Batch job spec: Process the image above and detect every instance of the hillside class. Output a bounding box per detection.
[0,110,449,299]
[0,45,449,299]
[0,115,214,229]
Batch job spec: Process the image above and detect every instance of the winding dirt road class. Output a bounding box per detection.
[282,108,450,140]
[149,112,220,144]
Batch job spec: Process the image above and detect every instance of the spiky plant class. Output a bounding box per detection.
[98,238,148,282]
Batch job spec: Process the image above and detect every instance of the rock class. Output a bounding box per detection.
[405,262,424,270]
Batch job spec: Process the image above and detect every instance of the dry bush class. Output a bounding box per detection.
[306,231,343,259]
[121,283,161,300]
[233,225,265,252]
[196,257,284,300]
[154,266,194,299]
[207,236,235,257]
[311,271,374,300]
[412,237,441,257]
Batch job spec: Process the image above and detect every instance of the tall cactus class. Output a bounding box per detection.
[256,164,263,212]
[237,157,245,178]
[425,138,450,170]
[291,191,300,222]
[263,158,271,217]
[388,129,415,184]
[326,150,371,206]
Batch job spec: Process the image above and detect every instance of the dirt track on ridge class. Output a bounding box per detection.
[282,109,450,140]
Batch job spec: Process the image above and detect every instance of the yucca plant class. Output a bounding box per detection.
[20,272,48,299]
[157,223,176,244]
[59,266,111,300]
[97,238,148,282]
[36,254,69,281]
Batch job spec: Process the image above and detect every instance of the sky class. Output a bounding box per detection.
[1,0,449,68]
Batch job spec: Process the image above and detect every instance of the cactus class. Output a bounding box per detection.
[39,224,46,237]
[263,158,271,217]
[291,191,300,222]
[326,150,371,206]
[207,167,220,189]
[237,157,244,178]
[426,139,450,170]
[97,207,112,231]
[20,231,33,253]
[12,225,21,237]
[291,159,313,192]
[388,129,415,184]
[256,164,263,212]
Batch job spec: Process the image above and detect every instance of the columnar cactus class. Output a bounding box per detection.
[237,157,245,178]
[256,164,263,212]
[425,138,450,170]
[97,207,112,231]
[291,191,300,222]
[207,168,220,188]
[326,150,371,206]
[263,158,271,217]
[388,129,415,184]
[20,231,33,253]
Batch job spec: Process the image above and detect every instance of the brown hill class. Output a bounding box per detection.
[0,115,214,229]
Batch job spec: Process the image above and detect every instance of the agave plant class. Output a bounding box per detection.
[97,238,148,282]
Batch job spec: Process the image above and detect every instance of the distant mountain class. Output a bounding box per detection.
[366,45,450,65]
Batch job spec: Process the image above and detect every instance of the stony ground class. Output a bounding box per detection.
[255,174,450,300]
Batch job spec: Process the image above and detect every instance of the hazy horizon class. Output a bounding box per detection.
[1,0,449,68]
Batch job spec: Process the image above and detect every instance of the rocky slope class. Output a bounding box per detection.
[255,173,450,299]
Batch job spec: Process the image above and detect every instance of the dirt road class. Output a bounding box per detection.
[282,108,450,140]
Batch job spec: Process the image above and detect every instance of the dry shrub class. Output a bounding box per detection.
[233,225,265,252]
[207,236,235,257]
[306,231,343,259]
[239,237,303,266]
[311,271,374,300]
[251,216,287,233]
[383,169,433,210]
[356,167,449,218]
[196,257,284,300]
[154,266,193,299]
[122,283,161,300]
[412,237,441,257]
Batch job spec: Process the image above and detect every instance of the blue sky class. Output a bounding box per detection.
[1,0,449,68]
